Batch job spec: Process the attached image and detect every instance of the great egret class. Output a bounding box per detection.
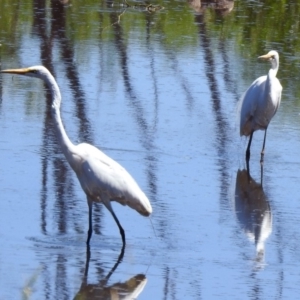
[240,50,282,163]
[1,66,153,246]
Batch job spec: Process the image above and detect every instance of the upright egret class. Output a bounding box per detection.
[239,50,282,163]
[1,66,152,246]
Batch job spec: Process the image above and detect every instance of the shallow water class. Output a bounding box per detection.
[1,0,300,299]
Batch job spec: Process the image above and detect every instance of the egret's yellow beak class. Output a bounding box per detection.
[1,68,31,75]
[258,53,272,60]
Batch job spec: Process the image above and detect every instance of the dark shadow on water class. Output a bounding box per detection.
[218,40,240,103]
[194,11,233,225]
[33,0,56,235]
[0,44,2,107]
[51,0,93,144]
[145,12,159,137]
[159,41,195,113]
[73,246,147,300]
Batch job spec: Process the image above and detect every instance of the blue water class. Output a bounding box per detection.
[1,1,300,299]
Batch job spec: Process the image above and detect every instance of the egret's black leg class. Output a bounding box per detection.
[84,245,91,278]
[246,157,251,182]
[110,209,126,246]
[103,200,126,246]
[260,127,268,164]
[260,162,264,186]
[86,202,93,245]
[246,131,254,162]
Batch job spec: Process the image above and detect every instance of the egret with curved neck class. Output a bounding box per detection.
[1,66,153,247]
[240,50,282,164]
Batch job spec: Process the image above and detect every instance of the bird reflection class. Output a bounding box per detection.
[188,0,234,15]
[74,246,147,300]
[234,168,272,264]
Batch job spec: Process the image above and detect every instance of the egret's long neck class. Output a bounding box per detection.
[45,73,75,159]
[270,59,279,77]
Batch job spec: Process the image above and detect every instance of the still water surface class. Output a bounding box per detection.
[1,0,300,299]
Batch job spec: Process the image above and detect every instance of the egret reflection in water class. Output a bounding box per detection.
[74,247,147,300]
[234,169,272,264]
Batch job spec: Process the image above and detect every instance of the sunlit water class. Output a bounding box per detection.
[1,0,300,299]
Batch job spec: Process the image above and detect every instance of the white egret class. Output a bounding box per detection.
[1,66,153,246]
[240,50,282,163]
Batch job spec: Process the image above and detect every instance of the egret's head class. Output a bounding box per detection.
[258,50,279,71]
[1,65,50,81]
[258,50,279,63]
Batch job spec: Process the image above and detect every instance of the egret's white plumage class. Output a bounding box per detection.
[239,50,282,162]
[1,66,152,246]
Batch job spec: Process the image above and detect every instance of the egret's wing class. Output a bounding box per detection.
[76,143,137,197]
[75,143,152,215]
[239,75,266,136]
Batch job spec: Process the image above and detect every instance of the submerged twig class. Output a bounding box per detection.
[101,0,164,32]
[101,8,127,32]
[125,0,164,13]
